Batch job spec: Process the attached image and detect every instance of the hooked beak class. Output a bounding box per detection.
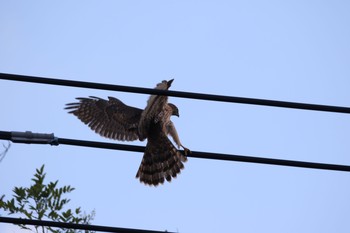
[167,79,174,88]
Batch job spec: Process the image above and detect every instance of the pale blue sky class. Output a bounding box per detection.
[1,1,350,232]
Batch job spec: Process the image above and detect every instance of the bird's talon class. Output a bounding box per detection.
[183,147,191,155]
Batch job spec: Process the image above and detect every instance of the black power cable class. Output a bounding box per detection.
[1,72,350,114]
[1,130,350,172]
[0,216,173,233]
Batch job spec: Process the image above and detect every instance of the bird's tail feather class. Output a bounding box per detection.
[136,134,187,186]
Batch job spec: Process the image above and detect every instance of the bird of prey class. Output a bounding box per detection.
[65,79,189,186]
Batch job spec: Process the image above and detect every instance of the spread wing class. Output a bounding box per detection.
[138,79,173,140]
[65,96,143,141]
[136,122,187,186]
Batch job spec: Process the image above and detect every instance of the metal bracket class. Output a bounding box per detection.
[11,131,58,146]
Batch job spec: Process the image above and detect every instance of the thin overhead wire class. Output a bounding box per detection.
[1,130,350,172]
[0,216,173,233]
[1,72,350,114]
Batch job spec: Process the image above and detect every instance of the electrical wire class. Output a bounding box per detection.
[1,72,350,114]
[1,130,349,172]
[0,216,172,233]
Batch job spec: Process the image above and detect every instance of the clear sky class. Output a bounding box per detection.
[1,1,350,232]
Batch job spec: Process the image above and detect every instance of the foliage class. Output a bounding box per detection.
[0,164,95,233]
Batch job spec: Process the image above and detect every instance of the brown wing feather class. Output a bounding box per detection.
[65,96,142,141]
[136,122,187,186]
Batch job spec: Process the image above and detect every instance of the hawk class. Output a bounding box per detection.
[65,79,189,186]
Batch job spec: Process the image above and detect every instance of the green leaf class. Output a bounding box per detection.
[18,224,31,231]
[38,209,45,220]
[9,199,16,209]
[75,207,81,214]
[0,164,96,232]
[23,210,33,219]
[39,164,45,173]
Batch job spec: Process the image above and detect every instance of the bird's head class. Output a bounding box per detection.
[168,103,179,117]
[157,79,174,90]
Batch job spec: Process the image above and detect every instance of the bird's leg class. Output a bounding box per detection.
[166,121,191,155]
